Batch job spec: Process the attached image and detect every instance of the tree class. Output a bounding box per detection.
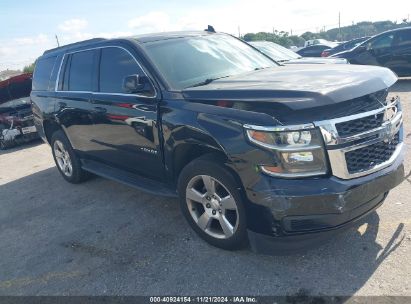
[301,32,319,41]
[23,62,35,73]
[243,20,408,49]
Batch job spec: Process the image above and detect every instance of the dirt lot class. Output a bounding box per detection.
[0,79,410,296]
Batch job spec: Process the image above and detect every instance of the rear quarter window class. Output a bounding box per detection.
[32,56,57,91]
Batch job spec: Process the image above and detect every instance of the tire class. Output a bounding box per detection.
[178,156,248,250]
[50,130,89,183]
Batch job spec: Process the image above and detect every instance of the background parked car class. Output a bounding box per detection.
[332,27,411,76]
[250,41,348,64]
[0,73,38,149]
[321,36,371,57]
[296,43,337,57]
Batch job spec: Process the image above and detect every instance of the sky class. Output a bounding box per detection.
[0,0,410,70]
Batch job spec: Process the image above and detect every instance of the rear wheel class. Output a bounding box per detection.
[178,157,247,250]
[51,130,89,183]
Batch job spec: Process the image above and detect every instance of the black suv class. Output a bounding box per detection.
[31,30,404,253]
[332,27,411,76]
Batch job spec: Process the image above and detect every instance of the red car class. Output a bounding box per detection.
[0,73,38,149]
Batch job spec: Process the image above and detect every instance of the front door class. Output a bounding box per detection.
[88,46,164,180]
[360,32,394,68]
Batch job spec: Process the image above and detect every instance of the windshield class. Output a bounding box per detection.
[143,34,277,90]
[0,97,30,108]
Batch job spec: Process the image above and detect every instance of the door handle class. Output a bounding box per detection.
[93,106,107,113]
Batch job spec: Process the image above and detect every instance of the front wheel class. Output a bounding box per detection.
[178,157,248,250]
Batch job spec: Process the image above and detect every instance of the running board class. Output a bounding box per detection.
[81,159,178,198]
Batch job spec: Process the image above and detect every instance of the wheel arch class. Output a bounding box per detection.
[172,143,227,182]
[42,119,64,144]
[172,144,247,204]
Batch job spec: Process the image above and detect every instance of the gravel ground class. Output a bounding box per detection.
[0,79,410,296]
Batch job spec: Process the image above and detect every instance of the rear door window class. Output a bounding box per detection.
[32,56,57,91]
[99,47,144,94]
[66,50,97,91]
[394,30,411,47]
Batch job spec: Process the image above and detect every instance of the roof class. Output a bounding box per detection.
[43,38,107,56]
[385,26,411,33]
[131,31,215,43]
[41,30,218,57]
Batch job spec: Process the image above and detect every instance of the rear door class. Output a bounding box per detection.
[88,46,164,180]
[55,49,99,155]
[390,29,411,76]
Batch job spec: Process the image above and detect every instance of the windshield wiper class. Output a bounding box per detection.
[186,75,231,88]
[188,78,216,88]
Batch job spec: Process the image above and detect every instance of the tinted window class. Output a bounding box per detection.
[67,50,96,91]
[99,47,143,93]
[369,33,394,50]
[32,56,56,91]
[394,30,411,46]
[311,45,328,51]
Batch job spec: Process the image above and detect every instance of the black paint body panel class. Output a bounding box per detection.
[31,32,404,250]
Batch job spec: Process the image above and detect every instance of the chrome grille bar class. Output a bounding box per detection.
[315,96,403,179]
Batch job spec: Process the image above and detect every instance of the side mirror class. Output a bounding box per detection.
[357,44,367,52]
[123,74,147,93]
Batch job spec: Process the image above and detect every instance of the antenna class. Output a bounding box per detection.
[205,25,216,33]
[55,35,60,47]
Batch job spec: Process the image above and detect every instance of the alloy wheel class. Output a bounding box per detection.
[53,140,73,177]
[186,175,239,239]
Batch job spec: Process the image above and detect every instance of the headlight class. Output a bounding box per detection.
[244,124,328,178]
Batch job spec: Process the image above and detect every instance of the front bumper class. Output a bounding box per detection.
[245,147,405,254]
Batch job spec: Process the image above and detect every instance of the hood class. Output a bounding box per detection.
[0,73,32,104]
[284,57,348,65]
[183,64,397,124]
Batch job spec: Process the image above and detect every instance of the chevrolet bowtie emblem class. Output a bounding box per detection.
[383,97,398,122]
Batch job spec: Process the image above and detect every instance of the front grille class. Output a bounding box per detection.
[336,113,384,137]
[317,94,402,179]
[345,132,400,174]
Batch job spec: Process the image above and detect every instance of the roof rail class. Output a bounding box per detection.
[43,38,106,55]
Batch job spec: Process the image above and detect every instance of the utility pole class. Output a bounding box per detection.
[55,35,60,47]
[338,12,341,40]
